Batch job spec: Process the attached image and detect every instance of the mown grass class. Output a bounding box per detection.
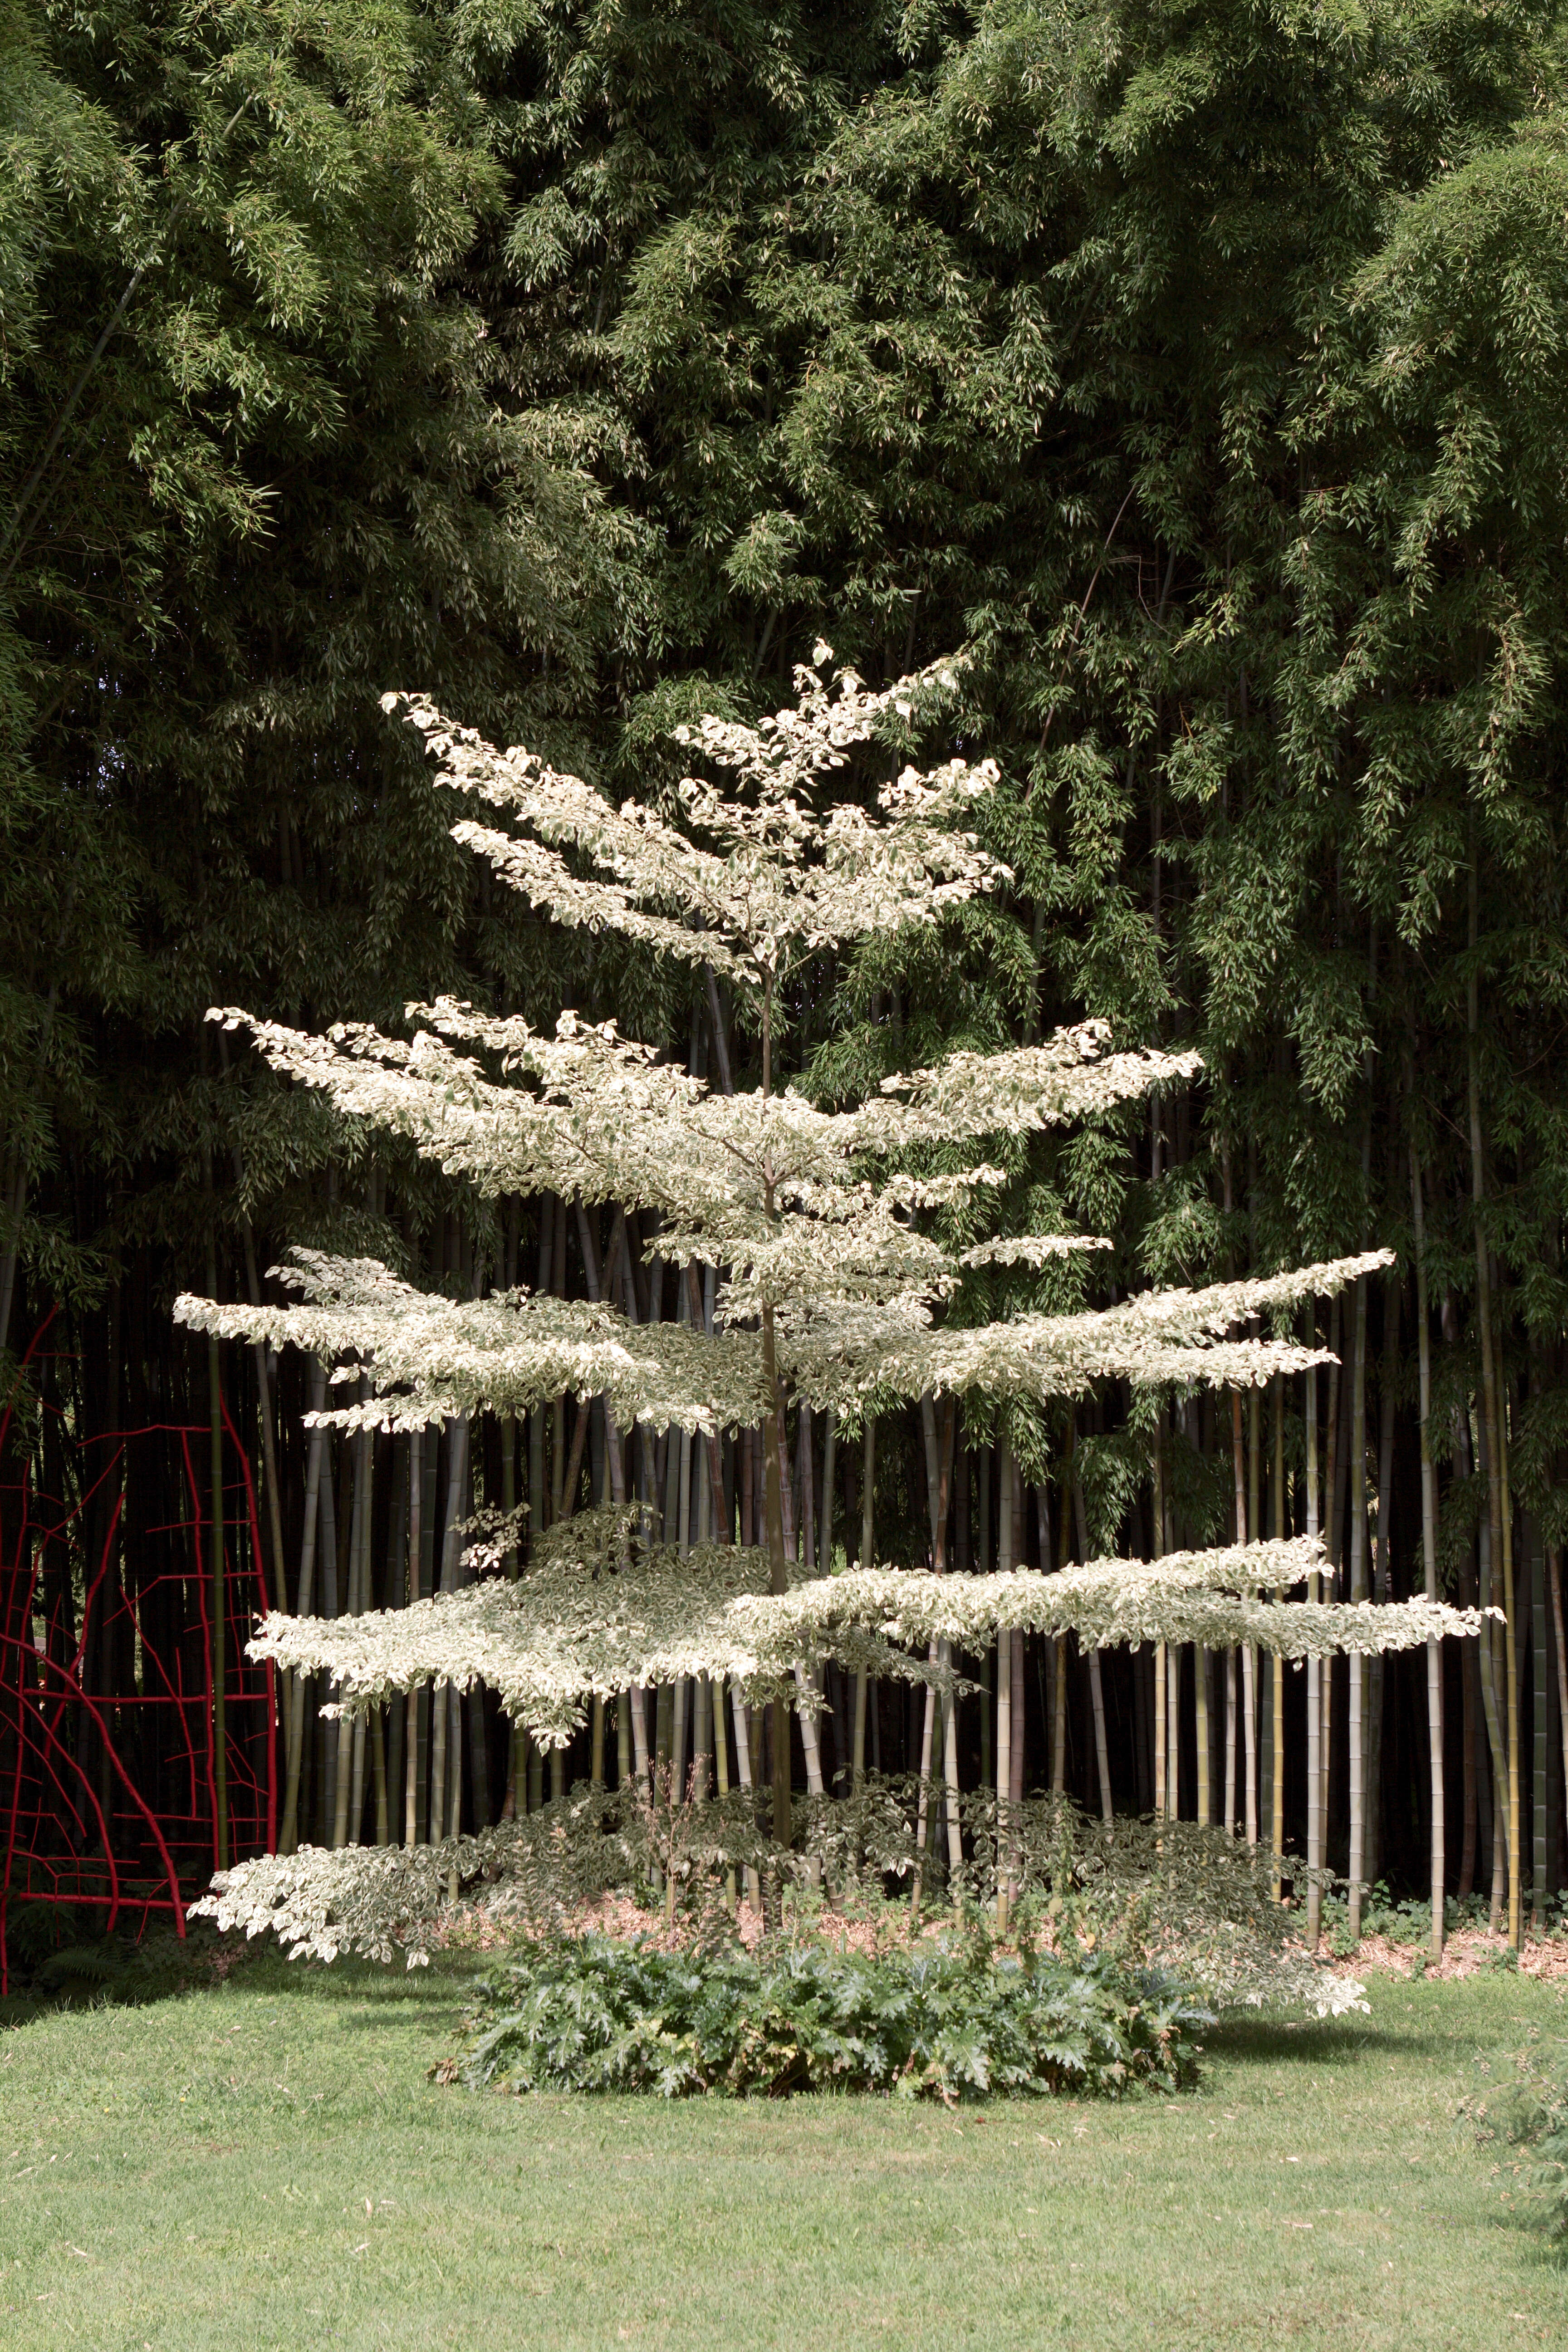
[3,1951,1566,2349]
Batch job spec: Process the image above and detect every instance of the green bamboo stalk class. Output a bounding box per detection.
[403,1431,424,1847]
[1531,1514,1547,1933]
[429,1674,449,1853]
[996,1436,1014,1932]
[1226,1386,1245,1835]
[1408,1142,1444,1955]
[1347,1270,1369,1940]
[1072,1470,1114,1825]
[911,1395,960,1900]
[1244,1387,1260,1846]
[205,1211,228,1873]
[729,1674,760,1913]
[1221,1145,1242,1841]
[1193,1461,1210,1842]
[318,1434,341,1844]
[280,1361,327,1856]
[1304,1348,1323,1947]
[372,1708,389,1848]
[209,1323,227,1872]
[1053,1447,1070,1801]
[1321,1294,1343,1895]
[1468,848,1514,1938]
[852,1417,874,1795]
[707,1672,735,1909]
[1152,1427,1167,1822]
[334,1414,368,1850]
[1272,1374,1285,1899]
[912,1396,942,1905]
[1499,1399,1522,1948]
[1365,1267,1398,1893]
[1549,1549,1568,1887]
[759,985,794,1863]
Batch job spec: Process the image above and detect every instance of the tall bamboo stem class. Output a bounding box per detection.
[912,1396,958,1909]
[1347,1269,1369,1939]
[1224,1648,1237,1835]
[1152,1428,1167,1820]
[852,1418,874,1794]
[1548,1548,1568,1881]
[1499,1400,1522,1948]
[1227,1388,1246,1838]
[404,1419,423,1849]
[710,1673,735,1911]
[205,1213,228,1873]
[1468,845,1515,1940]
[1246,1384,1260,1847]
[1221,1141,1243,1842]
[996,1436,1014,1931]
[1053,1455,1070,1801]
[1322,1296,1343,1888]
[1305,1349,1323,1945]
[1409,1144,1444,1957]
[1271,1375,1285,1898]
[1071,1470,1114,1824]
[1530,1517,1547,1933]
[1192,1410,1210,1827]
[372,1709,389,1848]
[281,1362,328,1855]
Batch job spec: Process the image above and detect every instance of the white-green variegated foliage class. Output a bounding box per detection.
[245,1506,1480,1757]
[174,647,1482,1931]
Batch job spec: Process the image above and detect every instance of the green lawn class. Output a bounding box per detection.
[3,1954,1566,2349]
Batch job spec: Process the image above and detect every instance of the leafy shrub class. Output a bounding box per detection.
[200,1778,1365,2017]
[1465,2037,1568,2234]
[962,1801,1365,2016]
[447,1932,1212,2101]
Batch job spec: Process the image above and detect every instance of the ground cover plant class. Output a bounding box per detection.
[447,1931,1210,2101]
[1318,1884,1568,1962]
[4,1962,1567,2350]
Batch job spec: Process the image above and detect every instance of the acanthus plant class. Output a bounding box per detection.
[176,646,1483,1942]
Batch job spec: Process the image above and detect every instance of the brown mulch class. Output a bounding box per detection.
[429,1886,1568,1980]
[430,1887,949,1958]
[1330,1928,1568,1982]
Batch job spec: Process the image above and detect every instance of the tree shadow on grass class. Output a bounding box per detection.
[1201,2014,1450,2066]
[232,1945,483,2013]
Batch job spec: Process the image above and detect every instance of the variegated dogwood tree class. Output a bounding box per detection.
[176,648,1480,1938]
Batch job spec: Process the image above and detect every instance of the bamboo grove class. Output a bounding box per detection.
[5,0,1568,1960]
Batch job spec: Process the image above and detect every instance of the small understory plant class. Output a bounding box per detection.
[1318,1885,1562,1958]
[446,1930,1212,2101]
